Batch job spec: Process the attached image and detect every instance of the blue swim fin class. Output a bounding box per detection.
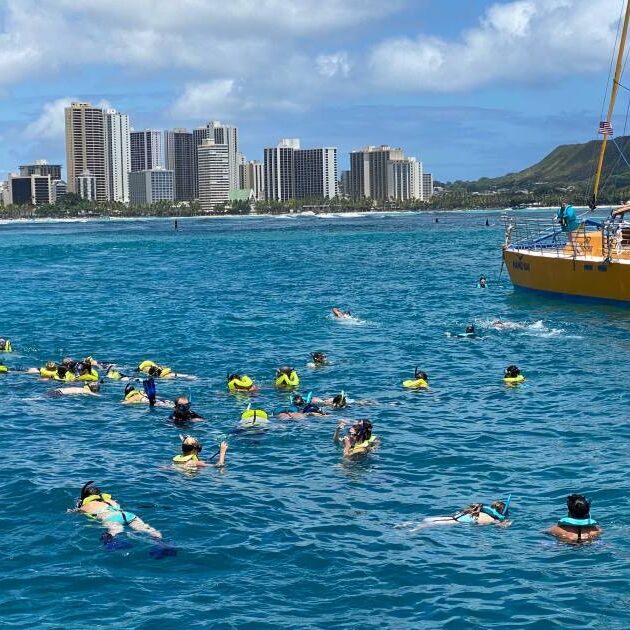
[143,378,157,407]
[101,532,132,551]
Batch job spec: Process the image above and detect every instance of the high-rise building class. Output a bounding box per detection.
[339,170,351,196]
[129,169,174,205]
[198,139,230,211]
[52,180,67,202]
[388,157,422,201]
[264,138,299,201]
[76,171,97,201]
[239,160,264,201]
[192,121,239,198]
[65,102,108,201]
[294,147,337,199]
[422,173,434,200]
[164,129,194,201]
[131,130,164,172]
[7,173,52,206]
[105,109,131,203]
[19,160,62,180]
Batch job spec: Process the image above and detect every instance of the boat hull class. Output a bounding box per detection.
[503,249,630,303]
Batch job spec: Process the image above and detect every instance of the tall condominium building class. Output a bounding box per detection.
[388,157,422,201]
[52,179,67,202]
[164,129,194,201]
[130,130,164,172]
[105,109,131,203]
[7,173,51,206]
[294,147,337,199]
[339,170,351,196]
[129,169,174,205]
[76,171,97,201]
[19,160,62,180]
[198,139,230,211]
[264,140,338,201]
[422,173,434,200]
[264,138,300,201]
[239,160,264,201]
[192,121,239,198]
[349,146,404,200]
[65,102,108,201]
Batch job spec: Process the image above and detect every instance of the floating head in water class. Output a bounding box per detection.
[567,494,590,519]
[180,434,202,454]
[504,365,520,378]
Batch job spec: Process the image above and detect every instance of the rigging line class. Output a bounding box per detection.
[601,0,627,123]
[611,137,630,170]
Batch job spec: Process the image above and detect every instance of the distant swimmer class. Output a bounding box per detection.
[169,396,204,424]
[121,382,172,407]
[449,325,477,339]
[0,363,7,374]
[27,362,77,381]
[333,419,378,457]
[172,435,227,469]
[331,307,352,319]
[477,275,488,288]
[105,367,132,381]
[274,392,327,419]
[545,494,602,544]
[227,373,258,393]
[402,368,429,389]
[48,382,101,397]
[308,352,329,368]
[136,360,180,379]
[74,481,162,541]
[239,407,270,430]
[275,366,300,389]
[485,219,490,226]
[0,338,13,352]
[503,364,525,385]
[418,496,512,528]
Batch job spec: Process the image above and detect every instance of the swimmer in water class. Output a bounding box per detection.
[274,393,327,419]
[331,307,352,319]
[169,396,204,424]
[74,481,162,539]
[307,352,329,368]
[545,494,602,544]
[136,360,185,379]
[419,497,512,528]
[478,276,487,288]
[120,382,173,407]
[333,419,379,457]
[172,435,228,469]
[0,338,12,352]
[48,382,101,397]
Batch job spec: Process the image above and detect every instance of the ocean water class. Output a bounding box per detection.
[0,211,628,628]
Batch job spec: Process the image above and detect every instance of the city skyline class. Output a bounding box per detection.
[1,1,624,183]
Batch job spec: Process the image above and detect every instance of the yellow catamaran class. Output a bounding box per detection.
[503,2,630,304]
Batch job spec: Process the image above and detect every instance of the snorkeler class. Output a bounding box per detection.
[331,307,352,319]
[402,368,429,389]
[120,382,172,407]
[0,338,13,352]
[333,419,378,457]
[274,366,300,388]
[48,382,101,397]
[545,494,602,544]
[307,352,329,368]
[503,365,525,384]
[477,275,488,288]
[74,481,162,539]
[419,497,512,528]
[227,373,258,393]
[136,360,177,379]
[169,396,204,424]
[172,435,227,469]
[274,392,327,419]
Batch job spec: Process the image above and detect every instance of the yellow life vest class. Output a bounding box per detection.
[107,370,122,380]
[40,367,58,379]
[402,378,428,389]
[159,367,172,378]
[78,369,99,381]
[0,365,8,374]
[81,492,113,506]
[2,340,12,352]
[58,371,76,382]
[275,371,299,388]
[172,453,199,464]
[240,408,269,424]
[228,375,254,392]
[124,388,143,401]
[503,375,525,384]
[138,360,157,373]
[350,435,377,455]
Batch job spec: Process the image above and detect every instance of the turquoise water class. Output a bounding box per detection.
[1,212,629,628]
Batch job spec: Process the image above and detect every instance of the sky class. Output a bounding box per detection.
[1,0,629,182]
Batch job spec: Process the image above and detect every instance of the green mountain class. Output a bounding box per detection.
[461,135,630,192]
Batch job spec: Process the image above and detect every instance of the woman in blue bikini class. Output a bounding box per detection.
[419,497,512,528]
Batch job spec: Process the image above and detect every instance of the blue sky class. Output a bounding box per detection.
[0,0,627,181]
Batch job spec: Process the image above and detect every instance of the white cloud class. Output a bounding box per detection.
[171,80,241,119]
[369,0,619,92]
[316,52,351,78]
[25,97,76,141]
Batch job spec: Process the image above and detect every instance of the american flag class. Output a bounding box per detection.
[599,121,613,135]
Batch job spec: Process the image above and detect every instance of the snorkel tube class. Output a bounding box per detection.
[502,494,512,518]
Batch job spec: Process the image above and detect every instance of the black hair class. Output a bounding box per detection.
[227,373,240,382]
[505,365,520,378]
[354,420,373,444]
[124,383,135,396]
[182,441,202,454]
[466,325,475,334]
[567,494,590,519]
[332,393,347,408]
[57,365,68,378]
[148,365,161,377]
[414,367,428,380]
[77,480,101,507]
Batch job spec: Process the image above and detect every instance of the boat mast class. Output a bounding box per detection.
[593,1,630,204]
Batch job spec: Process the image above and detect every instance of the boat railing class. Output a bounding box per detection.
[502,214,579,258]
